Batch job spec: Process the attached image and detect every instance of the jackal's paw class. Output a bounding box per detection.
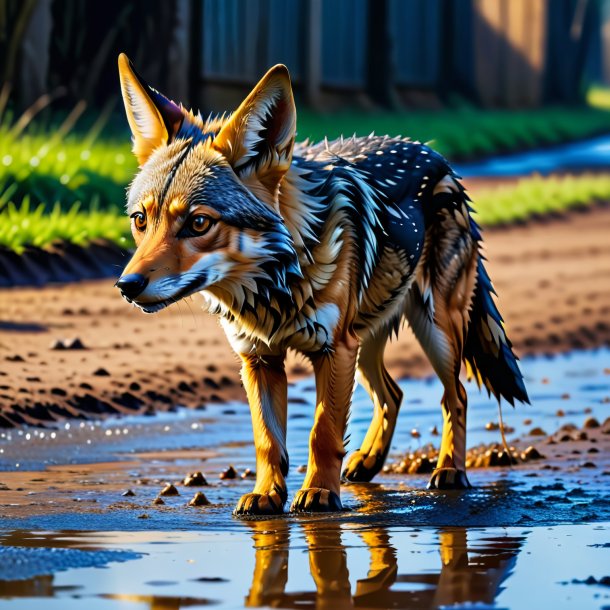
[427,468,472,490]
[342,449,384,483]
[290,488,343,513]
[233,488,286,516]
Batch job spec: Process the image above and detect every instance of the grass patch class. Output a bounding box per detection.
[474,173,610,224]
[2,174,608,253]
[0,124,135,211]
[297,105,610,160]
[2,101,610,215]
[0,199,129,253]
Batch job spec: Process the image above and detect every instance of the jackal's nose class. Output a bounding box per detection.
[115,273,149,300]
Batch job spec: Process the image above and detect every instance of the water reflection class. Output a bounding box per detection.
[244,519,524,609]
[0,522,525,609]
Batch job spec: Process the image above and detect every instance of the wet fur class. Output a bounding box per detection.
[117,56,529,515]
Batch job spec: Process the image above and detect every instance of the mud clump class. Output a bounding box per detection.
[583,417,600,429]
[183,471,208,487]
[219,466,237,480]
[188,492,211,506]
[159,483,180,496]
[387,442,546,475]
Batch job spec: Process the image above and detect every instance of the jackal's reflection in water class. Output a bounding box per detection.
[245,491,524,609]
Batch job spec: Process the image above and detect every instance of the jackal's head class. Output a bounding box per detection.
[116,54,300,314]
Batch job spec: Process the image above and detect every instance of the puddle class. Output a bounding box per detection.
[1,348,608,473]
[457,134,610,177]
[0,524,608,609]
[0,349,608,607]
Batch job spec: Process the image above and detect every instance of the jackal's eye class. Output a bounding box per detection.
[130,211,146,232]
[188,214,213,235]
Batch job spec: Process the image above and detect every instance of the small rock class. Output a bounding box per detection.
[50,339,66,351]
[122,489,135,497]
[522,446,544,461]
[296,465,307,473]
[583,417,600,429]
[408,456,434,474]
[188,492,211,506]
[137,513,150,519]
[523,418,532,425]
[485,421,499,431]
[580,461,596,469]
[160,483,180,496]
[410,428,421,438]
[152,497,165,505]
[65,338,86,350]
[556,409,566,416]
[183,471,208,487]
[93,368,111,377]
[241,468,256,479]
[430,425,439,436]
[529,427,547,436]
[219,465,237,480]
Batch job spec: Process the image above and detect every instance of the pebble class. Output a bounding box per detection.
[152,497,165,505]
[241,468,256,479]
[522,446,544,461]
[583,417,600,429]
[219,466,237,480]
[159,483,180,496]
[122,489,135,497]
[188,492,211,506]
[183,471,208,487]
[529,427,547,436]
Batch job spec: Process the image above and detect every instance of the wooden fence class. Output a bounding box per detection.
[196,0,602,108]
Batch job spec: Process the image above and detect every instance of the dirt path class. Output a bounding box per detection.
[1,206,609,425]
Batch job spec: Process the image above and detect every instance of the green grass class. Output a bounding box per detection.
[297,105,610,160]
[0,199,130,253]
[3,101,610,216]
[2,174,609,253]
[474,173,610,225]
[2,98,610,253]
[0,124,135,211]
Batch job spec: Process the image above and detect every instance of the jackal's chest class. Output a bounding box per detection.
[219,300,342,355]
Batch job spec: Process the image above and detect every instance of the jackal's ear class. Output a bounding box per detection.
[213,65,296,194]
[118,53,185,165]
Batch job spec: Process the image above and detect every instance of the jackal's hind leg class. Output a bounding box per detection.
[405,215,478,490]
[427,379,471,490]
[235,354,289,516]
[291,336,358,513]
[407,307,472,490]
[343,331,403,482]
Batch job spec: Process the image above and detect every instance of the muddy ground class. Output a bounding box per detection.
[1,204,609,427]
[1,204,609,608]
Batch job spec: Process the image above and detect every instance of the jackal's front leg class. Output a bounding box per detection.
[291,335,359,513]
[234,353,288,516]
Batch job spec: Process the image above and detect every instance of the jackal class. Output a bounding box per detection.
[116,54,528,515]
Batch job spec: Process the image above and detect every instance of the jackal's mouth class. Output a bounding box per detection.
[125,272,208,314]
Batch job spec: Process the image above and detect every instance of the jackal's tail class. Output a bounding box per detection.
[463,256,529,405]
